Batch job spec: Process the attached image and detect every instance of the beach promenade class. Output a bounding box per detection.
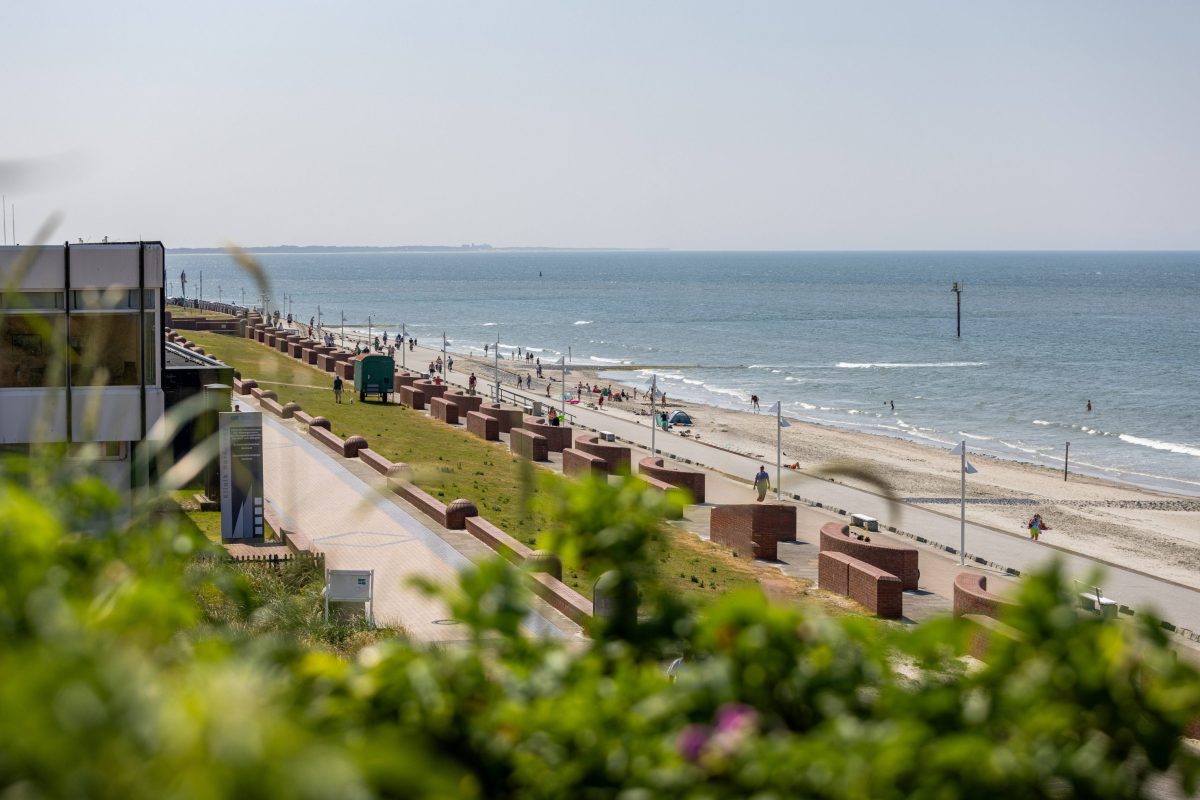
[404,342,1200,634]
[243,390,578,642]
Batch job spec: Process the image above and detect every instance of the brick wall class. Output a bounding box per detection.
[574,435,632,474]
[309,425,346,456]
[523,419,573,452]
[510,428,549,462]
[336,361,354,381]
[637,456,706,503]
[818,522,919,590]
[477,403,524,433]
[358,448,394,476]
[563,448,608,478]
[399,385,426,410]
[445,391,483,415]
[847,560,903,618]
[399,484,448,526]
[466,411,499,440]
[413,380,448,401]
[430,396,459,425]
[818,551,852,595]
[952,573,1018,619]
[710,505,790,560]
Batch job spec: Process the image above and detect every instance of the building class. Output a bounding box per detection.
[0,242,165,491]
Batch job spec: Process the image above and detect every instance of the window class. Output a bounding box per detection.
[68,314,144,386]
[70,289,156,311]
[0,292,65,311]
[0,314,66,387]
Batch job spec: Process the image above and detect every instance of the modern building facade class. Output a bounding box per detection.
[0,242,165,490]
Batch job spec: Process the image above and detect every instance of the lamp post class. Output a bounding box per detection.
[340,310,345,347]
[951,281,963,338]
[442,332,448,378]
[950,440,978,566]
[494,329,500,401]
[649,374,657,456]
[401,323,407,370]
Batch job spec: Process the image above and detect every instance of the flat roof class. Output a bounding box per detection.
[165,341,228,369]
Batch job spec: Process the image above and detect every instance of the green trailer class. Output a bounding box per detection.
[353,353,394,402]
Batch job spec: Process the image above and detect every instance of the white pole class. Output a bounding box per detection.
[368,315,372,347]
[494,329,500,401]
[560,353,566,420]
[650,374,657,456]
[401,323,406,370]
[442,332,447,377]
[959,440,967,566]
[776,401,782,501]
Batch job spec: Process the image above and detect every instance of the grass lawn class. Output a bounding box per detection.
[168,304,236,319]
[183,329,820,609]
[171,490,276,542]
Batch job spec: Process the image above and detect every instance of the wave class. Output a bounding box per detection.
[1032,419,1053,426]
[998,440,1040,455]
[1119,434,1200,459]
[836,361,987,369]
[588,355,628,364]
[958,432,995,441]
[481,322,498,327]
[574,320,593,325]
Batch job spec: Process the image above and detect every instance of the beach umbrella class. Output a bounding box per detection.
[950,441,978,566]
[767,402,791,500]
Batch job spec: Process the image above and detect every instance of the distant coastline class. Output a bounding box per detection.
[167,244,669,254]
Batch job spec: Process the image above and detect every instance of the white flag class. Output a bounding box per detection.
[965,460,978,474]
[768,401,790,426]
[780,417,791,428]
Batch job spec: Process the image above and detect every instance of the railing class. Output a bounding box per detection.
[229,550,324,569]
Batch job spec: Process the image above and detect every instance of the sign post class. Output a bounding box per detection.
[219,411,264,541]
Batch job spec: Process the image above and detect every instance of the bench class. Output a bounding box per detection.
[573,434,632,474]
[444,391,483,415]
[510,428,549,462]
[336,361,354,381]
[637,456,706,503]
[398,487,480,529]
[413,380,448,401]
[819,522,919,590]
[953,573,1018,619]
[357,448,394,476]
[477,403,524,433]
[260,397,285,417]
[849,513,878,532]
[430,397,459,425]
[466,411,499,441]
[710,504,796,561]
[563,448,608,477]
[398,385,426,410]
[819,551,903,618]
[522,418,573,452]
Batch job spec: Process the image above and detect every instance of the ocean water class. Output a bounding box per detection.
[168,250,1200,495]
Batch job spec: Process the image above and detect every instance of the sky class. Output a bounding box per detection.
[2,1,1198,250]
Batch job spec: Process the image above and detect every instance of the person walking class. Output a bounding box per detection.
[468,372,478,395]
[1027,513,1050,542]
[333,375,344,404]
[751,394,760,413]
[753,465,771,502]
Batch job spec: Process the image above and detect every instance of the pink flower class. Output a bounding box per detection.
[676,724,712,762]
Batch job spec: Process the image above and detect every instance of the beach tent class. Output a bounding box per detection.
[668,410,693,425]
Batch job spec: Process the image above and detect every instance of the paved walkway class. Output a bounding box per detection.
[243,393,578,643]
[402,345,1200,634]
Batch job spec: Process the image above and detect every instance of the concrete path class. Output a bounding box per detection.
[401,346,1200,634]
[243,393,577,643]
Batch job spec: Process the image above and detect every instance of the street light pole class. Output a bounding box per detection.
[951,281,963,338]
[650,374,657,456]
[401,323,407,370]
[442,332,448,378]
[340,310,345,347]
[494,329,500,401]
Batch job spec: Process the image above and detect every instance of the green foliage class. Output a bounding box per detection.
[1,456,1198,798]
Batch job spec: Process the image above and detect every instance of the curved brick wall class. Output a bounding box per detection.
[818,522,918,590]
[710,504,796,560]
[638,456,706,503]
[445,391,483,415]
[510,428,549,462]
[413,380,448,401]
[953,573,1018,620]
[478,403,524,433]
[574,435,632,474]
[523,418,573,452]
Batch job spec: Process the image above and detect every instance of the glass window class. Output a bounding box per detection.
[69,314,143,386]
[143,312,157,386]
[0,292,65,311]
[0,314,66,387]
[70,289,156,311]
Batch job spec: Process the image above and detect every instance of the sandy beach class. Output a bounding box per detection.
[341,329,1200,590]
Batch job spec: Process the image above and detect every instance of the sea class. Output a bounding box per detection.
[168,250,1200,496]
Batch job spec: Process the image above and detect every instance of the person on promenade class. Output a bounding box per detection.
[598,394,604,410]
[1027,513,1050,541]
[545,383,551,397]
[468,372,477,394]
[751,394,760,413]
[525,374,531,389]
[753,465,771,502]
[484,343,489,356]
[333,375,343,404]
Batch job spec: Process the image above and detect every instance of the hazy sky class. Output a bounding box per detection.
[4,1,1198,249]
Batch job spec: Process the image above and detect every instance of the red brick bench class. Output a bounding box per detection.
[819,522,919,590]
[250,387,276,401]
[309,425,346,455]
[336,361,354,381]
[818,551,902,618]
[466,411,499,441]
[510,428,549,462]
[527,572,591,627]
[430,397,459,424]
[710,504,795,560]
[233,378,255,395]
[260,397,285,416]
[563,448,608,477]
[574,435,632,474]
[358,448,394,475]
[398,385,426,410]
[478,403,524,433]
[399,486,479,528]
[393,372,418,389]
[522,418,573,452]
[289,341,306,358]
[317,353,339,372]
[414,380,448,401]
[464,516,541,567]
[445,391,483,415]
[953,573,1018,620]
[638,456,706,503]
[962,613,1023,661]
[293,410,319,427]
[280,402,300,419]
